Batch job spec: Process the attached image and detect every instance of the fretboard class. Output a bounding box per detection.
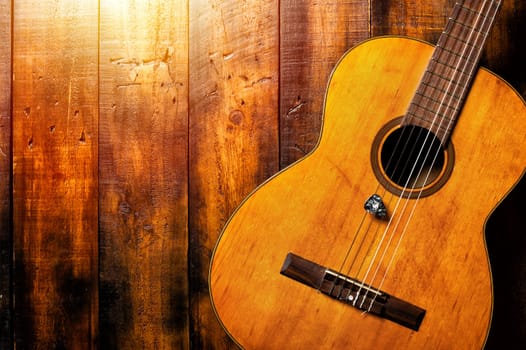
[402,0,501,145]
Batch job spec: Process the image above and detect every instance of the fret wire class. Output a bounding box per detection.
[435,43,466,59]
[432,47,478,68]
[444,5,497,41]
[436,47,484,69]
[454,3,498,35]
[405,116,453,137]
[403,0,502,141]
[458,3,481,15]
[411,85,462,109]
[438,34,485,55]
[460,4,489,19]
[449,18,485,35]
[439,26,469,46]
[442,3,499,47]
[446,23,480,43]
[429,60,472,80]
[450,4,484,26]
[408,110,455,128]
[413,91,462,115]
[419,81,463,101]
[405,111,453,132]
[431,56,477,77]
[464,0,501,12]
[407,112,454,130]
[409,106,459,127]
[421,70,468,91]
[435,36,477,68]
[445,4,462,33]
[409,98,461,122]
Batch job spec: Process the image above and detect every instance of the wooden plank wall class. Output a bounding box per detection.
[1,0,525,348]
[12,1,99,349]
[99,1,189,348]
[188,0,280,348]
[0,0,12,348]
[280,1,370,167]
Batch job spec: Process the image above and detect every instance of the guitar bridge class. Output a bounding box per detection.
[280,253,426,331]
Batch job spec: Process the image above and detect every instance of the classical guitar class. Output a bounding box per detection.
[210,0,526,348]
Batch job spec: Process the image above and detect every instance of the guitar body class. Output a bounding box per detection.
[209,37,526,349]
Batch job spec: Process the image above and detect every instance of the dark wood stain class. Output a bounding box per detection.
[12,1,99,349]
[98,1,190,347]
[13,249,35,350]
[482,1,526,95]
[0,0,11,348]
[99,278,134,348]
[280,0,369,168]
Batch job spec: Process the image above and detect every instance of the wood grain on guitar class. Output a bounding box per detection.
[210,1,526,348]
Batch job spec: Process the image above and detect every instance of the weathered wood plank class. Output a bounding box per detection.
[482,0,526,97]
[371,0,455,42]
[12,0,99,348]
[1,1,523,348]
[188,0,280,348]
[0,0,12,348]
[279,1,370,167]
[98,0,189,348]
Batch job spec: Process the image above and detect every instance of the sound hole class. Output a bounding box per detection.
[382,125,444,189]
[371,119,454,199]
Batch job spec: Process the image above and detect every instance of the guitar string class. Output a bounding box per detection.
[359,0,497,309]
[327,59,427,298]
[345,126,419,280]
[331,97,440,298]
[331,36,440,293]
[330,125,421,297]
[358,0,500,311]
[342,0,480,305]
[328,125,420,297]
[329,212,370,298]
[343,128,431,304]
[346,127,432,282]
[326,0,496,304]
[338,0,496,308]
[369,0,502,297]
[329,12,456,300]
[337,0,483,286]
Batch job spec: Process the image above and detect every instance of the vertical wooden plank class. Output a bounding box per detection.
[188,0,280,348]
[482,0,526,97]
[371,0,455,42]
[99,0,189,348]
[12,0,99,348]
[279,1,370,167]
[0,0,12,348]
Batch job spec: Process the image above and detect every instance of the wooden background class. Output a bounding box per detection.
[0,0,525,348]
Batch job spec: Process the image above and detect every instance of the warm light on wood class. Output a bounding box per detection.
[2,0,525,348]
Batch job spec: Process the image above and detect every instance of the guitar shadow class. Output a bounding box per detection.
[485,175,526,349]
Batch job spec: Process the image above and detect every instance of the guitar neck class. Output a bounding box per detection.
[403,0,502,145]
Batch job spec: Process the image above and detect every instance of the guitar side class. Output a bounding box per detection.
[209,37,526,349]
